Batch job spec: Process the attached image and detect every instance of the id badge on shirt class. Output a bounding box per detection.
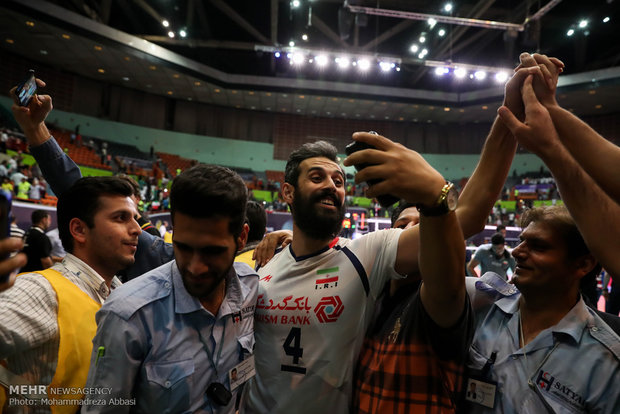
[229,354,256,391]
[464,377,497,409]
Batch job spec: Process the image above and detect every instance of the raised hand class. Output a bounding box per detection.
[10,78,53,144]
[343,131,445,207]
[252,230,293,267]
[504,53,564,120]
[517,53,564,107]
[497,74,560,158]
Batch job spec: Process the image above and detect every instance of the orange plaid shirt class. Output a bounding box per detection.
[354,285,473,413]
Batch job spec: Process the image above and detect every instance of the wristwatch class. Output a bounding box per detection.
[417,182,458,216]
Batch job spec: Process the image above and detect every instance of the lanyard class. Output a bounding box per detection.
[197,321,227,378]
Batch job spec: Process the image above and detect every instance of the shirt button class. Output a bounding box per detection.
[165,380,171,388]
[164,282,171,289]
[591,326,599,332]
[512,355,518,360]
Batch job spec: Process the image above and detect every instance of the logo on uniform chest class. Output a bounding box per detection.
[315,267,339,290]
[256,267,345,324]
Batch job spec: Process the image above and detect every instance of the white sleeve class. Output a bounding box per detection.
[349,229,403,298]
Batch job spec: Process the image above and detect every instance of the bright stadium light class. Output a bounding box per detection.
[379,61,392,72]
[494,72,509,83]
[336,56,350,69]
[474,70,487,80]
[357,59,371,71]
[454,67,467,78]
[315,54,328,67]
[291,53,305,65]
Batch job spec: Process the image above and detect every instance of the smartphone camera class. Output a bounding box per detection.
[15,70,37,107]
[345,132,399,208]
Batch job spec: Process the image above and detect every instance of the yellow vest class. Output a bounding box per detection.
[235,249,256,269]
[0,269,100,414]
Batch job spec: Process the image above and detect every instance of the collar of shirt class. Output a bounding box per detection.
[171,263,243,318]
[62,253,122,302]
[494,294,589,351]
[31,226,45,234]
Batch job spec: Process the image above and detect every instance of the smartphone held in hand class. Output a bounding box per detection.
[345,132,399,208]
[15,69,37,107]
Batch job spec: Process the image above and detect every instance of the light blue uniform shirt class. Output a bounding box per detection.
[466,273,620,413]
[83,261,258,414]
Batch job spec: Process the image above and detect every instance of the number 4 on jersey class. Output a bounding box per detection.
[281,327,306,374]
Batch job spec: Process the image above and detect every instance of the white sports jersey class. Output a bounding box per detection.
[242,229,403,413]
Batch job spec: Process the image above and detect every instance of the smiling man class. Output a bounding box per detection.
[0,177,141,411]
[242,138,467,413]
[465,206,620,412]
[84,164,258,414]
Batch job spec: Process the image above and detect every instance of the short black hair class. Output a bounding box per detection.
[58,177,134,253]
[116,174,141,198]
[390,200,416,227]
[31,210,49,225]
[284,141,340,188]
[170,164,248,237]
[491,232,505,245]
[246,200,267,242]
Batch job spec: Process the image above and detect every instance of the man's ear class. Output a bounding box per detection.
[69,218,88,245]
[574,253,597,280]
[282,183,295,204]
[236,223,249,252]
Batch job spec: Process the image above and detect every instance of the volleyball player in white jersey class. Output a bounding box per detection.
[241,133,466,413]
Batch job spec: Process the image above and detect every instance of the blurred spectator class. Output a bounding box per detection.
[467,232,516,279]
[10,167,27,187]
[28,177,46,200]
[46,227,66,263]
[22,210,53,272]
[16,177,31,199]
[10,216,25,240]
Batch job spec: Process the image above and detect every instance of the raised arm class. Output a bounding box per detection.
[456,53,563,238]
[499,75,620,277]
[546,105,620,204]
[10,79,82,196]
[10,79,173,278]
[456,116,515,238]
[527,55,620,204]
[344,132,465,327]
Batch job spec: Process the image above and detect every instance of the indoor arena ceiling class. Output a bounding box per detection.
[1,0,620,123]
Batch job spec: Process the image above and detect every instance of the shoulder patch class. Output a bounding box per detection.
[476,272,519,296]
[234,261,259,278]
[103,263,174,320]
[587,309,620,362]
